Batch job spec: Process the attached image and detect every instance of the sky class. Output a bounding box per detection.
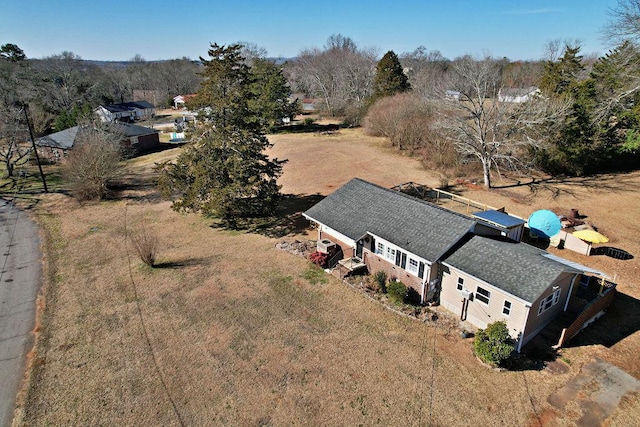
[3,0,621,62]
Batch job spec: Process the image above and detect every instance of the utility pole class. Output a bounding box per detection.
[22,105,48,193]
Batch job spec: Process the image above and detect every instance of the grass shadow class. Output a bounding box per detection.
[153,257,212,269]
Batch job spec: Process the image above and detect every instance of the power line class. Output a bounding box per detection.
[123,204,185,427]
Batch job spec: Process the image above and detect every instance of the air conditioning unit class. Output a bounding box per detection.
[461,289,473,300]
[317,239,336,254]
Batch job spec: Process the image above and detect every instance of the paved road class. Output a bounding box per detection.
[0,200,42,427]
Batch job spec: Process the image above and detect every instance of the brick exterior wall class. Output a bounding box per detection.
[319,230,354,258]
[362,249,423,293]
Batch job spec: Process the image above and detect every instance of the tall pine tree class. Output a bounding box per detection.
[158,44,286,225]
[372,50,411,99]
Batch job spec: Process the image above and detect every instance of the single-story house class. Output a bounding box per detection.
[172,94,197,109]
[36,123,160,160]
[303,178,614,351]
[498,86,541,103]
[94,101,156,123]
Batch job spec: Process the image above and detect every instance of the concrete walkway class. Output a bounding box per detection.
[0,200,42,427]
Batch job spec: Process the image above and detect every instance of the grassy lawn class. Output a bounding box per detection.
[14,127,640,425]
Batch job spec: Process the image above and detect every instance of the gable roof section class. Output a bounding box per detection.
[36,126,81,149]
[443,235,581,303]
[36,123,157,149]
[304,178,476,261]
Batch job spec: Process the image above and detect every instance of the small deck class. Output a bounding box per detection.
[336,256,367,278]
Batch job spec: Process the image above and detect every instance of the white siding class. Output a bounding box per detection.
[440,265,530,339]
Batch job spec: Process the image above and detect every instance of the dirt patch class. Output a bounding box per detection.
[547,358,640,425]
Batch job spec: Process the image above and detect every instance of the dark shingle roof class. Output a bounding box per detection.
[102,100,155,112]
[304,178,476,261]
[36,126,81,149]
[109,123,158,137]
[443,235,581,303]
[36,123,157,149]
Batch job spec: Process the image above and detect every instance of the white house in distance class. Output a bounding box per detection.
[303,178,615,352]
[94,101,156,123]
[498,86,541,103]
[172,94,197,109]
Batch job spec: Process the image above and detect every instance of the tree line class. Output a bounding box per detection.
[2,0,640,217]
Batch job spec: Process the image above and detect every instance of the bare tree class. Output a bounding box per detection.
[286,34,377,117]
[604,0,640,44]
[432,55,568,188]
[400,46,450,99]
[62,121,123,200]
[0,106,32,178]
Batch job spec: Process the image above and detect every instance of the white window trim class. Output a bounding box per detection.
[537,288,561,316]
[476,286,491,305]
[502,300,511,316]
[457,277,464,291]
[407,258,419,275]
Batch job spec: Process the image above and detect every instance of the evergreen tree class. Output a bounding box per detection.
[540,44,584,96]
[159,44,286,225]
[372,51,411,99]
[248,58,298,129]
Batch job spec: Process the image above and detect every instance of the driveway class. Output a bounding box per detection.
[0,200,42,427]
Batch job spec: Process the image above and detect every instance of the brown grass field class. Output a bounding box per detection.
[15,127,640,425]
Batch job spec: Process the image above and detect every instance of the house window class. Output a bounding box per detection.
[386,246,396,262]
[503,300,511,316]
[376,242,384,256]
[476,286,491,304]
[457,277,464,291]
[538,288,561,315]
[408,258,419,275]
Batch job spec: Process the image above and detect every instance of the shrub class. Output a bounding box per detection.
[373,271,387,293]
[303,117,315,126]
[130,225,159,267]
[387,280,407,304]
[309,251,328,268]
[62,122,123,200]
[404,286,421,305]
[473,321,516,367]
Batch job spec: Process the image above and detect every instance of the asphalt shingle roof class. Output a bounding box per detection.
[444,235,581,303]
[36,126,81,149]
[36,123,157,149]
[304,178,476,262]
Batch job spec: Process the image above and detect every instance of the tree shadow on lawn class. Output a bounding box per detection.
[209,193,325,238]
[492,172,640,200]
[563,291,640,349]
[271,123,342,134]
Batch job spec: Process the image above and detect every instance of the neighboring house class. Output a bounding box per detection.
[36,123,160,160]
[498,86,541,103]
[94,101,156,123]
[303,178,614,351]
[173,94,196,109]
[445,90,461,101]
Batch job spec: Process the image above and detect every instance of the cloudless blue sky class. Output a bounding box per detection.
[3,0,620,61]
